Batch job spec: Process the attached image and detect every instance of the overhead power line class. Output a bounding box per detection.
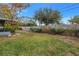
[60,4,78,10]
[56,3,79,13]
[61,6,79,12]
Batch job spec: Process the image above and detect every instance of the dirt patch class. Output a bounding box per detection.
[52,35,79,48]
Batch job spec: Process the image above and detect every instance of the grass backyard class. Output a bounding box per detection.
[0,31,79,56]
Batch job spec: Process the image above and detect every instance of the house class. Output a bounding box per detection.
[0,18,16,36]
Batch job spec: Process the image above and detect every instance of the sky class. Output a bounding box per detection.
[19,3,79,24]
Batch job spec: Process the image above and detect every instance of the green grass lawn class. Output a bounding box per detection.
[0,31,79,56]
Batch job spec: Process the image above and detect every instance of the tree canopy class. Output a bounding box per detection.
[69,16,79,24]
[0,3,30,20]
[34,8,61,25]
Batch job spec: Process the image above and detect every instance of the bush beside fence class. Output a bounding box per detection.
[50,28,79,37]
[29,27,79,37]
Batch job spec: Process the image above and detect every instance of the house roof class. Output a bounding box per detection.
[0,18,17,22]
[0,18,10,20]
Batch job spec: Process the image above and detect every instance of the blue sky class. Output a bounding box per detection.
[19,3,79,24]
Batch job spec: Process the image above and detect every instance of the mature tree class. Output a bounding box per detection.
[11,3,30,20]
[69,16,79,24]
[0,3,30,20]
[0,3,30,33]
[34,8,61,26]
[69,16,79,30]
[0,4,12,19]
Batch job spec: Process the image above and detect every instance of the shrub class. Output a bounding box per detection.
[4,20,17,33]
[50,28,65,35]
[4,23,15,33]
[50,28,79,37]
[26,22,37,26]
[18,27,22,30]
[41,26,51,33]
[30,27,42,33]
